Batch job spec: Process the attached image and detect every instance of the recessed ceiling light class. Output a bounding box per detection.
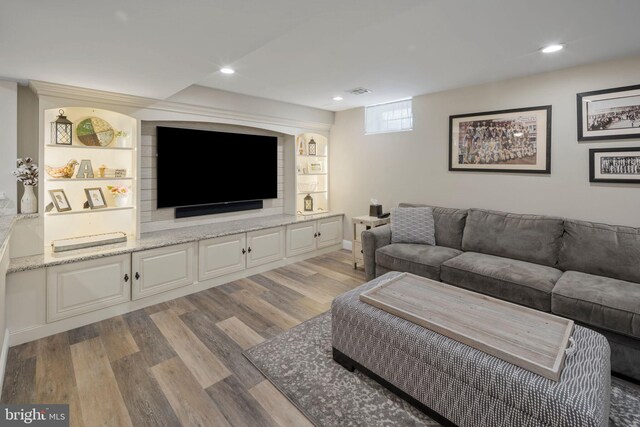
[541,44,563,53]
[220,67,235,74]
[332,96,343,101]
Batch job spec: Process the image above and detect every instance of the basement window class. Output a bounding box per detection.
[365,98,413,135]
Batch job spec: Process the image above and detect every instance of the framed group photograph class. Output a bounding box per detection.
[49,189,72,212]
[589,147,640,183]
[449,105,552,173]
[577,84,640,141]
[84,187,107,209]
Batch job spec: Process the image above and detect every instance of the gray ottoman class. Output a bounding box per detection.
[332,272,611,427]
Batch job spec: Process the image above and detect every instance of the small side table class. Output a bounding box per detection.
[352,215,391,269]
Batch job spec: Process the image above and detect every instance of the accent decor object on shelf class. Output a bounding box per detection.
[76,116,115,146]
[45,159,79,178]
[76,159,95,178]
[304,193,314,212]
[51,110,73,145]
[13,157,39,214]
[308,138,317,155]
[107,185,131,207]
[114,130,128,147]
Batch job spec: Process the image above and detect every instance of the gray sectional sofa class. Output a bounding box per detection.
[362,203,640,381]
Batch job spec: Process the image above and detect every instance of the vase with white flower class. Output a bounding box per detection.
[107,185,131,207]
[13,157,39,214]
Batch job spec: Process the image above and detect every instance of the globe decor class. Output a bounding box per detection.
[51,109,73,145]
[76,117,115,147]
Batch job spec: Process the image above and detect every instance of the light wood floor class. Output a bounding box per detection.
[1,250,365,427]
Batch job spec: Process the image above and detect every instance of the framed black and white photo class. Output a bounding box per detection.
[84,187,107,209]
[577,84,640,141]
[49,189,72,212]
[449,105,551,173]
[589,147,640,183]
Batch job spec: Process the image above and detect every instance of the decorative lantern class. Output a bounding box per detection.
[304,194,314,212]
[51,109,73,145]
[308,138,317,156]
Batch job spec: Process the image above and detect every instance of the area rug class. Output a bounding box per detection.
[244,312,640,427]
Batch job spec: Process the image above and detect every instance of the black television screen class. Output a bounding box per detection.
[156,126,278,208]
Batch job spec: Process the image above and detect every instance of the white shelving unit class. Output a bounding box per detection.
[295,133,329,215]
[43,107,137,246]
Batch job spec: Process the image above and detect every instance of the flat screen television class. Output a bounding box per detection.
[156,126,278,209]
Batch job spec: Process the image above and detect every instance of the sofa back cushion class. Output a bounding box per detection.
[399,203,467,250]
[559,219,640,283]
[461,209,564,267]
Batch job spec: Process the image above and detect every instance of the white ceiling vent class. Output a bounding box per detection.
[347,87,372,95]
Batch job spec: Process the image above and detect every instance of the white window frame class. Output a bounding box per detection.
[365,98,413,135]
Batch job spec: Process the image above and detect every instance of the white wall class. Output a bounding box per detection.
[330,55,640,239]
[0,81,18,214]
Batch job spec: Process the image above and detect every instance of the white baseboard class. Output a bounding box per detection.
[342,239,352,250]
[0,328,10,392]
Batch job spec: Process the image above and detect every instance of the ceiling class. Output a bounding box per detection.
[2,0,640,112]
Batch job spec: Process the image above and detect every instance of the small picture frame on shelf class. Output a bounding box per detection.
[49,189,72,212]
[84,187,107,209]
[309,162,322,173]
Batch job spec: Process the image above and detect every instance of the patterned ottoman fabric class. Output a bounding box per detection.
[332,272,611,427]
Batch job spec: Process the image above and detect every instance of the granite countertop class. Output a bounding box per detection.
[8,212,344,273]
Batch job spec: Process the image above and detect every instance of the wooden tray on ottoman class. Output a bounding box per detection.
[360,272,574,381]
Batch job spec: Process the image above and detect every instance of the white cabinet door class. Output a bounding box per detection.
[246,227,284,268]
[286,222,317,257]
[317,217,343,248]
[132,242,197,300]
[199,234,246,281]
[47,254,131,322]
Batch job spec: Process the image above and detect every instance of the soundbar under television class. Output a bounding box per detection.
[156,126,278,215]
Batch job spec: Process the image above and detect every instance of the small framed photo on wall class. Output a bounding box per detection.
[84,187,108,209]
[49,189,72,212]
[589,147,640,183]
[577,84,640,141]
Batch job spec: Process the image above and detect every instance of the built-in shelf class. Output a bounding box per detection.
[46,144,133,151]
[297,210,328,216]
[47,206,135,216]
[298,154,328,158]
[46,177,134,182]
[297,191,328,195]
[299,173,327,176]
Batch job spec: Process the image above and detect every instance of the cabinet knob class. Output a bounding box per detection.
[242,248,246,254]
[135,272,140,280]
[314,233,318,238]
[124,274,129,282]
[248,247,252,253]
[317,232,322,237]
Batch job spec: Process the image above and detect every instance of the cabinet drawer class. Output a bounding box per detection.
[247,227,285,268]
[132,242,197,300]
[199,234,246,281]
[317,217,343,248]
[286,222,317,257]
[47,254,131,322]
[353,240,364,261]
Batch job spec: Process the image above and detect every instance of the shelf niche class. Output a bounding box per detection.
[43,106,138,246]
[295,133,328,215]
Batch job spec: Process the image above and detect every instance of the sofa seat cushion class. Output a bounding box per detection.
[552,271,640,339]
[375,244,462,281]
[440,252,562,311]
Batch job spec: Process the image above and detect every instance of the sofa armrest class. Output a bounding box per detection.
[361,224,391,281]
